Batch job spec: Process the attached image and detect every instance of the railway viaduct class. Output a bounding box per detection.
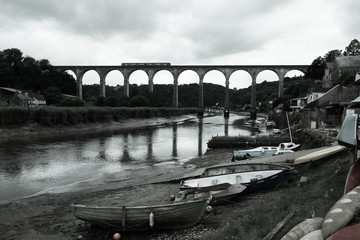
[54,64,309,110]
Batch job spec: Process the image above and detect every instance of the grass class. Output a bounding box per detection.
[199,151,351,240]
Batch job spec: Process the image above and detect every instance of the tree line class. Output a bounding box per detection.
[1,39,359,110]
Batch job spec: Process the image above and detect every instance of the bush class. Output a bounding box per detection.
[0,107,32,126]
[129,96,151,107]
[60,98,86,107]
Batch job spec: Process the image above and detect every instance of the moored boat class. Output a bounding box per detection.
[327,223,360,240]
[174,183,246,205]
[72,196,212,231]
[337,113,358,149]
[232,142,298,160]
[336,113,360,193]
[293,145,345,165]
[180,163,297,193]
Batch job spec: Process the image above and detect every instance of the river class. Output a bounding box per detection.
[0,113,266,203]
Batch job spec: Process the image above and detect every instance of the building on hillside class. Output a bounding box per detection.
[301,84,360,128]
[289,97,307,112]
[289,92,325,113]
[302,56,360,128]
[0,87,46,107]
[323,56,360,88]
[307,92,326,103]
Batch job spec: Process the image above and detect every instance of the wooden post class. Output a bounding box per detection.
[263,211,295,240]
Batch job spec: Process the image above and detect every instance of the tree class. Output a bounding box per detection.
[344,39,360,56]
[324,49,343,62]
[129,95,151,107]
[305,56,325,80]
[1,48,23,65]
[44,87,63,105]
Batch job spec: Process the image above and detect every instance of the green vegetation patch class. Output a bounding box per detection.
[0,106,198,127]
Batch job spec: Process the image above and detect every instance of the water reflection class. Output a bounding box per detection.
[0,114,255,202]
[224,117,229,136]
[172,123,177,159]
[198,118,203,156]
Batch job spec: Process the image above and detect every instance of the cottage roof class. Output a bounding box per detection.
[303,84,360,109]
[0,87,19,93]
[303,85,341,109]
[335,56,360,68]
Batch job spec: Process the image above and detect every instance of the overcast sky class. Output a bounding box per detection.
[0,0,359,89]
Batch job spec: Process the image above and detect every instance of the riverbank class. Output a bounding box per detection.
[0,115,351,240]
[0,144,352,240]
[0,115,197,142]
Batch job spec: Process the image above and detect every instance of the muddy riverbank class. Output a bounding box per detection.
[0,145,352,240]
[0,116,351,240]
[0,115,196,142]
[0,148,229,240]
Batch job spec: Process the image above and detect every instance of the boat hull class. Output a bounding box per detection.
[232,147,278,160]
[327,224,360,240]
[344,159,360,194]
[293,145,345,165]
[232,144,295,160]
[72,198,211,231]
[175,183,246,206]
[180,163,297,193]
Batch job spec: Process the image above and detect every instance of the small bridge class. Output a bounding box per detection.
[54,64,309,109]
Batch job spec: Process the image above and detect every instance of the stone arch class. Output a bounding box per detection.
[203,69,226,109]
[178,70,199,84]
[284,69,305,78]
[203,69,226,86]
[81,69,101,100]
[151,70,174,107]
[256,69,279,84]
[105,69,124,86]
[82,69,101,85]
[64,69,77,81]
[229,70,252,90]
[129,69,148,86]
[126,70,148,98]
[177,70,199,107]
[153,70,173,85]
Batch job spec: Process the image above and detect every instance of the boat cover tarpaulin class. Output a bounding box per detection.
[337,113,358,148]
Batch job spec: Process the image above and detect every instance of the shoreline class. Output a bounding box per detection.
[0,145,348,240]
[0,115,347,240]
[0,115,196,142]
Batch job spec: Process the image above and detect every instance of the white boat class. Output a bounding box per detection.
[232,142,299,160]
[278,142,300,150]
[174,183,247,206]
[266,121,276,128]
[180,163,297,193]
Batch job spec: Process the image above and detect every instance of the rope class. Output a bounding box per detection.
[311,167,341,188]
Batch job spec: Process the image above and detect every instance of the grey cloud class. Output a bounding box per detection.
[1,0,359,65]
[179,1,291,60]
[0,0,167,39]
